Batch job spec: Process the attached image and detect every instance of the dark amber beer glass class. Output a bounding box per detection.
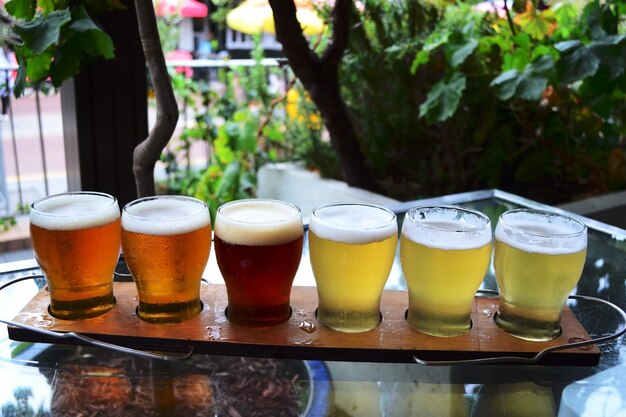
[121,196,211,324]
[30,192,121,320]
[214,199,303,326]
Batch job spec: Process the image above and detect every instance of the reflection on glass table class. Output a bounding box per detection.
[1,190,625,416]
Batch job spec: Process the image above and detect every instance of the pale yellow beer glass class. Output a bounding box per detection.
[30,192,121,320]
[309,203,398,333]
[121,195,212,324]
[494,209,587,341]
[401,206,492,337]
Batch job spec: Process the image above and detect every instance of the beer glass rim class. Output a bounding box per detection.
[122,195,208,221]
[216,198,302,224]
[311,202,396,229]
[498,208,587,237]
[31,191,118,216]
[405,205,491,232]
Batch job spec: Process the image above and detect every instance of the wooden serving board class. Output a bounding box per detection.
[8,282,599,365]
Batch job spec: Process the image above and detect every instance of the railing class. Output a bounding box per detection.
[1,62,59,217]
[0,58,287,218]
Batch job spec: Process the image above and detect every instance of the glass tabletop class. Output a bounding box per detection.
[1,189,624,417]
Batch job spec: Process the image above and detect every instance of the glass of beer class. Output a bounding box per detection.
[30,192,121,320]
[308,203,398,333]
[400,206,492,337]
[121,195,212,324]
[214,199,303,327]
[494,209,587,341]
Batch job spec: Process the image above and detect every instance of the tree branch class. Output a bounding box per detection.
[269,0,380,192]
[268,0,321,87]
[322,0,350,67]
[133,0,179,197]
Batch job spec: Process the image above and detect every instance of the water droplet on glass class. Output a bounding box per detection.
[299,321,317,333]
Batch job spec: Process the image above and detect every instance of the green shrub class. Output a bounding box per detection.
[341,0,626,203]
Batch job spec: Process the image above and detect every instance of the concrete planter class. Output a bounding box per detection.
[558,190,626,229]
[257,162,400,219]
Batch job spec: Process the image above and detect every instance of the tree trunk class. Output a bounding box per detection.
[269,0,380,192]
[132,0,179,197]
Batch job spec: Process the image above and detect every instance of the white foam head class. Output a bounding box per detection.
[309,203,397,244]
[402,206,492,250]
[215,199,303,246]
[122,196,210,236]
[495,209,587,254]
[30,192,120,231]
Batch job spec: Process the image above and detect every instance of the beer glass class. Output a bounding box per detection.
[30,192,121,320]
[494,209,587,341]
[214,199,303,327]
[121,195,212,324]
[309,203,397,333]
[401,206,492,337]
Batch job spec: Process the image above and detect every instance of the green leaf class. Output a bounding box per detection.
[215,161,241,200]
[555,40,600,84]
[553,3,578,38]
[514,3,557,40]
[491,55,554,100]
[516,73,548,100]
[5,0,35,19]
[70,5,102,32]
[13,10,72,55]
[215,126,235,164]
[411,50,430,74]
[264,127,284,142]
[589,35,626,80]
[446,24,478,68]
[237,121,257,153]
[49,50,81,87]
[449,38,478,68]
[66,29,115,59]
[419,72,466,122]
[25,52,53,82]
[581,0,617,39]
[491,70,520,100]
[12,65,27,98]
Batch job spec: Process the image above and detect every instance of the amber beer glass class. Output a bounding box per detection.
[400,206,492,337]
[308,203,397,332]
[214,199,303,326]
[121,196,211,324]
[30,192,121,319]
[494,209,587,341]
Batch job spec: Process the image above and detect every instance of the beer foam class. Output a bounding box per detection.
[402,207,492,250]
[30,193,120,231]
[309,204,397,244]
[215,200,303,246]
[122,197,210,236]
[495,219,587,255]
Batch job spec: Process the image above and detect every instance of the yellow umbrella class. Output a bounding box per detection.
[226,0,325,36]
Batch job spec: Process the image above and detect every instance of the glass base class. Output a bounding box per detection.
[225,305,292,327]
[48,294,115,320]
[406,309,472,337]
[137,300,202,324]
[316,307,382,333]
[494,311,561,342]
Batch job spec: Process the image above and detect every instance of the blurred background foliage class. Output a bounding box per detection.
[10,0,621,213]
[162,0,625,211]
[339,0,626,203]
